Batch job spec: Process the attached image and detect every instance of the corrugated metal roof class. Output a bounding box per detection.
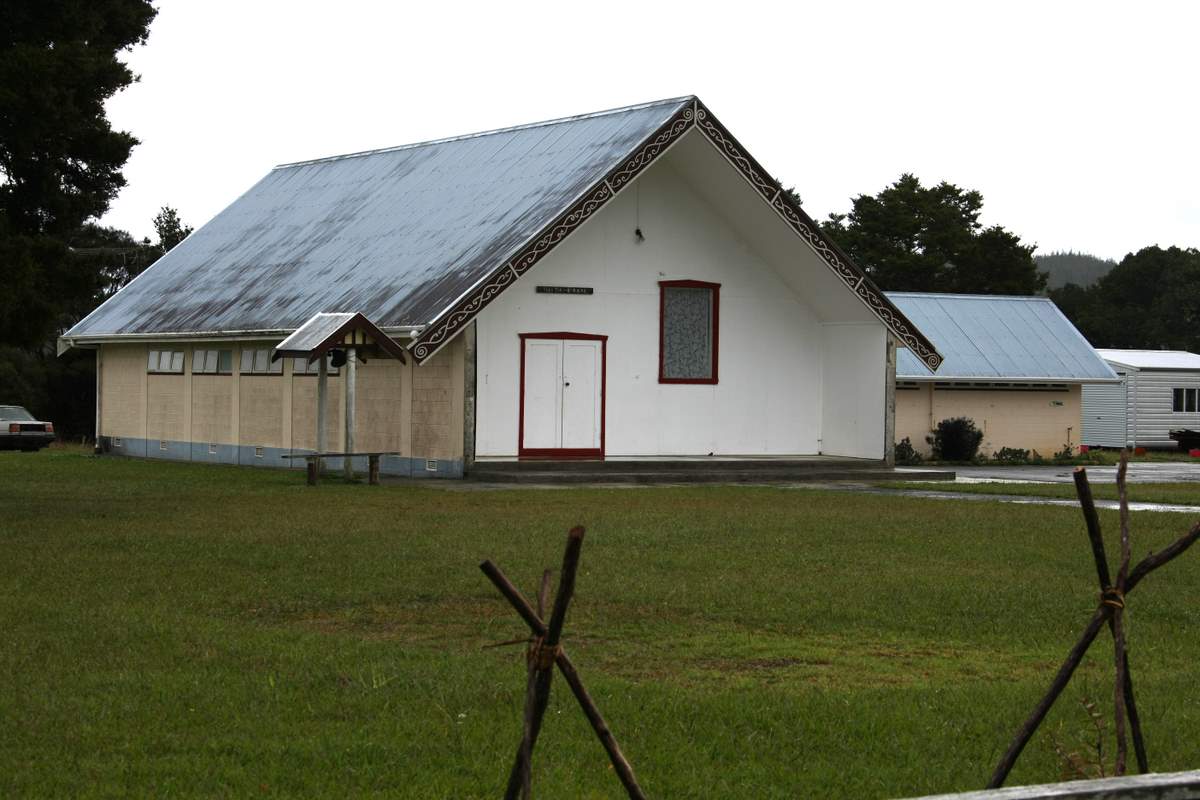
[66,97,693,338]
[1096,349,1200,371]
[888,293,1117,382]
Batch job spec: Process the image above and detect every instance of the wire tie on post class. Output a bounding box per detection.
[526,636,562,670]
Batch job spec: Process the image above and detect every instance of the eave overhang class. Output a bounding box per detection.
[899,375,1122,385]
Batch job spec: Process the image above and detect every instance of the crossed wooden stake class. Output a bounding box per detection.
[988,453,1200,788]
[481,526,647,800]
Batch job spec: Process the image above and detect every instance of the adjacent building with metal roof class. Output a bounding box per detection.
[887,292,1116,457]
[1084,349,1200,449]
[888,293,1116,383]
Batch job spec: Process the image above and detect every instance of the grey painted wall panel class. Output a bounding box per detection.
[1081,379,1127,447]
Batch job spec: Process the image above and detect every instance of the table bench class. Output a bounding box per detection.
[280,452,400,485]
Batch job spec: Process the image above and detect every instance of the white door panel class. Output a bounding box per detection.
[562,340,601,450]
[522,340,563,449]
[522,337,603,453]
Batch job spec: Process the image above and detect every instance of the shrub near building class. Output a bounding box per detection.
[927,417,984,461]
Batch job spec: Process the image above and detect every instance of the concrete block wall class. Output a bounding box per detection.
[290,371,343,452]
[410,340,464,461]
[896,383,1083,457]
[97,339,465,477]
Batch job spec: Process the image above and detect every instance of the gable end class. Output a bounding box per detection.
[411,99,942,371]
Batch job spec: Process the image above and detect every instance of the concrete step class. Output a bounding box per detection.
[466,468,955,485]
[469,458,893,474]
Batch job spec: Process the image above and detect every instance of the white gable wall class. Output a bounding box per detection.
[473,155,886,459]
[820,324,886,458]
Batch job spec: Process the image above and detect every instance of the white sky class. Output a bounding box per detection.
[102,0,1199,262]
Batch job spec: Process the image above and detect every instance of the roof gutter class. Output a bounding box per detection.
[57,324,427,355]
[897,375,1122,384]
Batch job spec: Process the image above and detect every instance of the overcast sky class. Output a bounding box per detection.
[102,0,1198,262]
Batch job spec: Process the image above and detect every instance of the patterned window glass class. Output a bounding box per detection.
[662,286,714,380]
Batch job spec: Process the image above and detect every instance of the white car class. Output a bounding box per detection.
[0,405,55,451]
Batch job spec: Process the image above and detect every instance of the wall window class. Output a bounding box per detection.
[292,355,339,376]
[240,348,282,375]
[193,349,233,374]
[659,280,719,384]
[1174,387,1198,412]
[147,349,184,374]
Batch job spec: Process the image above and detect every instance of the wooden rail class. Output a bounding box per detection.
[904,769,1200,799]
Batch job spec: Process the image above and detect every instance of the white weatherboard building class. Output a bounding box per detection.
[889,293,1117,457]
[59,96,942,477]
[1083,350,1200,449]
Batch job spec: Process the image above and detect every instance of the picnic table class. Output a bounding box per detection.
[280,452,400,485]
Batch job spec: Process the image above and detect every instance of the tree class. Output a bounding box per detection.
[153,205,193,252]
[1051,246,1200,353]
[820,173,1046,295]
[1036,250,1116,289]
[0,0,157,347]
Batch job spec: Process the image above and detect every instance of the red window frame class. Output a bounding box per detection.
[658,280,720,384]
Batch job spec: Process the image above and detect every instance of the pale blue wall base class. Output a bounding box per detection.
[97,437,463,478]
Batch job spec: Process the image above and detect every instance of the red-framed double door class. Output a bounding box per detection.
[518,332,606,459]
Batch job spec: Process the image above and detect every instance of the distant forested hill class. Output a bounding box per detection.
[1035,251,1116,289]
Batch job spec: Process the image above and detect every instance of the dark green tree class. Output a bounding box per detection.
[0,0,157,347]
[152,205,193,252]
[1051,246,1200,352]
[0,0,156,437]
[819,173,1046,295]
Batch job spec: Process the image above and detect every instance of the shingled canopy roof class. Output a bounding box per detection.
[63,96,941,369]
[273,312,407,364]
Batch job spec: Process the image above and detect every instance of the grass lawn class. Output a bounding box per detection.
[880,481,1200,506]
[3,449,1199,798]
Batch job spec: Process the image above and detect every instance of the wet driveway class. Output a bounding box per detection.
[898,461,1200,485]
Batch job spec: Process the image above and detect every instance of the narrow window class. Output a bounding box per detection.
[148,349,184,374]
[193,349,232,374]
[659,280,719,384]
[240,348,283,375]
[1189,388,1198,413]
[292,356,339,376]
[1174,388,1185,412]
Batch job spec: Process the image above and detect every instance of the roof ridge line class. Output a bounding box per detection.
[273,96,696,170]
